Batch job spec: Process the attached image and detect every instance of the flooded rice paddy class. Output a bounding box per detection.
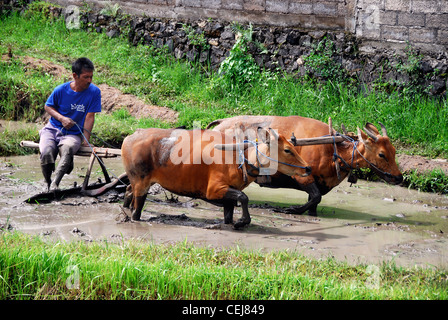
[1,154,447,268]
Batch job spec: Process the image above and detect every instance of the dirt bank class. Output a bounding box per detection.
[397,154,448,175]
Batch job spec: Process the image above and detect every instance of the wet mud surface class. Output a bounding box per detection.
[1,155,448,268]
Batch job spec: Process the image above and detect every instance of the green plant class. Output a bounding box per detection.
[403,169,448,194]
[99,0,122,18]
[376,44,427,96]
[22,0,61,20]
[182,23,210,51]
[396,44,423,75]
[213,23,266,93]
[303,37,346,82]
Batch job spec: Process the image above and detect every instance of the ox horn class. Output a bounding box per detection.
[341,123,348,135]
[363,123,379,142]
[214,142,251,151]
[357,127,364,143]
[378,121,388,137]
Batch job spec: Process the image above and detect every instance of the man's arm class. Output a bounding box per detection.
[44,105,75,129]
[81,112,96,146]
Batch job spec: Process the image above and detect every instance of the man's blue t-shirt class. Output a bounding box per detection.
[46,82,101,135]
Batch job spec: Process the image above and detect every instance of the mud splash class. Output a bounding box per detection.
[1,154,447,268]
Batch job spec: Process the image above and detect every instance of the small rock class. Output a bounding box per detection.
[383,197,395,202]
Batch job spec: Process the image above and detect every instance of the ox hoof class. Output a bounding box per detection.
[131,212,142,221]
[233,219,250,230]
[285,205,308,215]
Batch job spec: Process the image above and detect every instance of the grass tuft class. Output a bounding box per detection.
[1,231,447,300]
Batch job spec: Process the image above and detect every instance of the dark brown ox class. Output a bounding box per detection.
[207,115,403,216]
[121,127,312,229]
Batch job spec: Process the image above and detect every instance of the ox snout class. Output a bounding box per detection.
[382,173,403,185]
[389,174,403,185]
[300,166,312,177]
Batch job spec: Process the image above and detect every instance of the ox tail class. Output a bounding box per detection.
[206,119,223,129]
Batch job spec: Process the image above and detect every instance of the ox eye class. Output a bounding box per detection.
[379,153,387,161]
[284,149,292,154]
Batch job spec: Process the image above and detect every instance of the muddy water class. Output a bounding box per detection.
[1,154,447,268]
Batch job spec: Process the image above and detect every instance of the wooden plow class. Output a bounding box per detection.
[20,141,128,204]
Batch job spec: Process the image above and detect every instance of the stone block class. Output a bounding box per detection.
[289,1,313,15]
[397,12,425,27]
[147,0,168,5]
[385,0,411,12]
[357,24,381,40]
[266,0,289,13]
[412,0,439,14]
[441,1,448,12]
[182,0,202,8]
[359,0,383,6]
[409,28,437,43]
[438,30,448,45]
[426,14,448,29]
[381,25,409,41]
[243,0,265,11]
[207,0,222,9]
[313,2,338,16]
[380,11,397,25]
[222,0,242,10]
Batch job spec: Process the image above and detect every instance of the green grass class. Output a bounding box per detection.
[0,127,40,156]
[403,169,448,194]
[1,231,447,299]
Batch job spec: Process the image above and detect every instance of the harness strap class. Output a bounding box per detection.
[330,132,393,182]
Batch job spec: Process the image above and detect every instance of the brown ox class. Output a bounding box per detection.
[121,127,312,229]
[207,115,403,216]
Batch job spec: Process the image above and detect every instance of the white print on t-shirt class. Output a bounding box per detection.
[71,103,85,112]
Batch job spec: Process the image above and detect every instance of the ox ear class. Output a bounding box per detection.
[357,127,371,148]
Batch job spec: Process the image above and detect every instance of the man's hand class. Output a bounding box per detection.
[81,140,91,147]
[44,105,76,129]
[60,116,76,129]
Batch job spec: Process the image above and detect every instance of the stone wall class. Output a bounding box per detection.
[355,0,448,55]
[58,0,352,30]
[49,0,448,55]
[3,0,446,95]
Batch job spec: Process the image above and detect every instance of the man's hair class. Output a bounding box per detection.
[72,57,94,76]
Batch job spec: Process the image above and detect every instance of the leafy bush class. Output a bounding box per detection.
[303,37,346,82]
[214,23,264,93]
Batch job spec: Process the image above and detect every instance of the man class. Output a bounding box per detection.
[39,57,101,191]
